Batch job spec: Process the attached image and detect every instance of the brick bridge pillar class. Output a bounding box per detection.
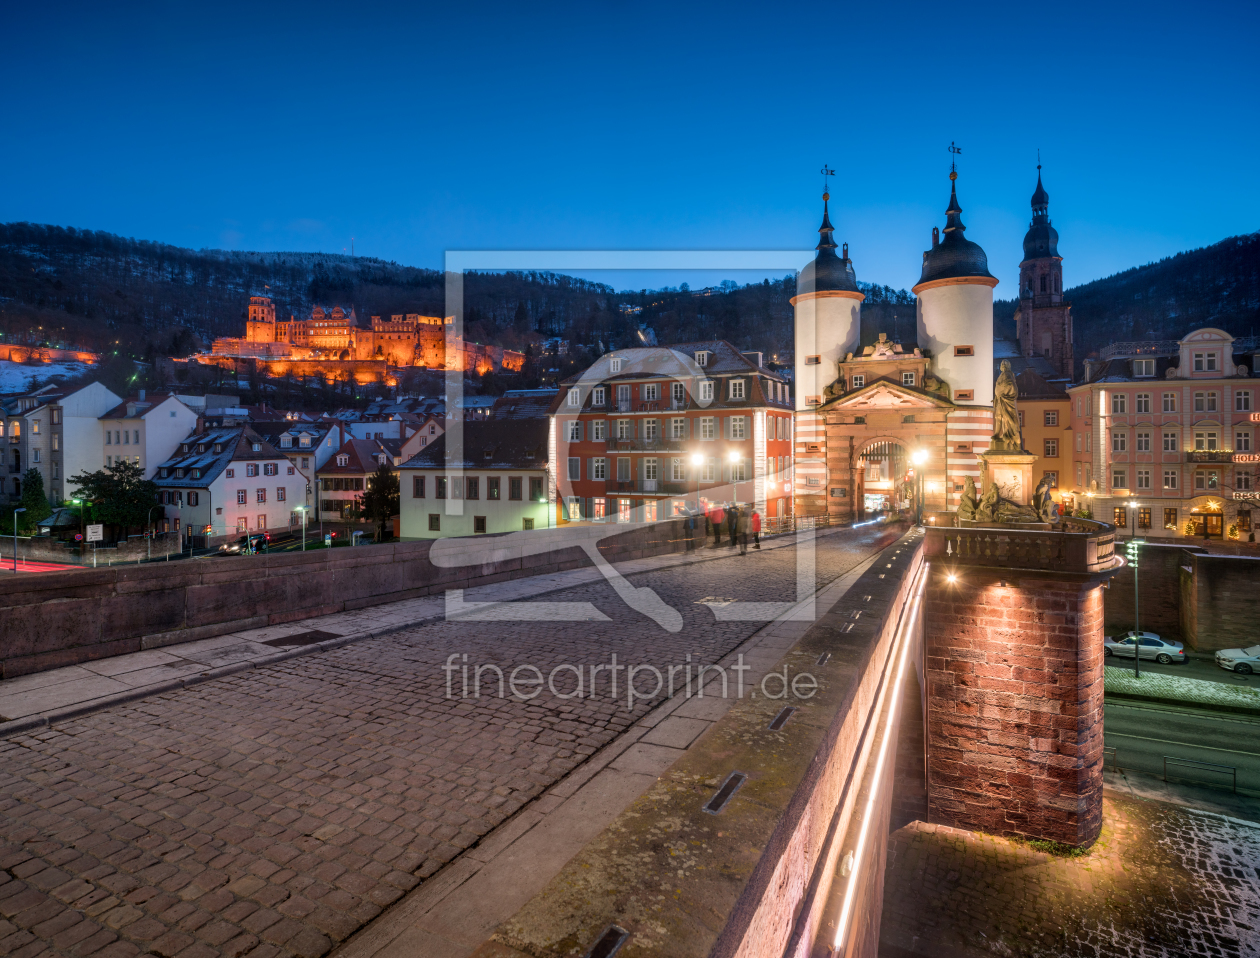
[921,523,1120,847]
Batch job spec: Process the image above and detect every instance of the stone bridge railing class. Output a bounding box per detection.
[925,517,1119,574]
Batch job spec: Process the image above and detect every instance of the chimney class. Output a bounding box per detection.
[932,227,940,248]
[195,415,206,436]
[138,389,145,400]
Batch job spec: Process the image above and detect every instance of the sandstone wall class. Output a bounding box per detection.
[0,520,691,679]
[925,567,1105,847]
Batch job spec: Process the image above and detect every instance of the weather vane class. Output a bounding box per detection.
[948,141,962,174]
[1037,147,1041,171]
[820,165,835,194]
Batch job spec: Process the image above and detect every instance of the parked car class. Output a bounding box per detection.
[218,533,270,555]
[1214,646,1260,675]
[1103,631,1186,664]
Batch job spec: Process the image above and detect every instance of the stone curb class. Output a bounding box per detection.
[1105,689,1260,716]
[0,521,881,739]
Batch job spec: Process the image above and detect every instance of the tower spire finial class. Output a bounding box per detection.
[948,140,962,180]
[820,164,835,200]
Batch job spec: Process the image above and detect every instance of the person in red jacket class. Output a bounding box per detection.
[751,510,761,549]
[710,505,725,547]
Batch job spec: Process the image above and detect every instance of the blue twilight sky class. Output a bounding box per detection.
[2,0,1258,298]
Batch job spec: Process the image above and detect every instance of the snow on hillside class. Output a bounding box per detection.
[0,361,91,393]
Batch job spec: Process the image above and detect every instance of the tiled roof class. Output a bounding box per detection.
[318,438,400,475]
[401,420,548,470]
[1014,367,1069,401]
[98,394,186,420]
[154,427,287,489]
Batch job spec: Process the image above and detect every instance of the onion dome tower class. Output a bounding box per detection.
[912,167,998,405]
[1017,164,1073,378]
[793,190,864,410]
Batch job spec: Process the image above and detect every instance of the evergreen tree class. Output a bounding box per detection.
[359,462,400,541]
[18,468,51,531]
[68,460,159,534]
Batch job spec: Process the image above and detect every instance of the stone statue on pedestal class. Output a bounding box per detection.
[991,360,1022,452]
[957,476,978,520]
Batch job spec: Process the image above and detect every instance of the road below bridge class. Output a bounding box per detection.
[0,522,902,958]
[1104,700,1260,797]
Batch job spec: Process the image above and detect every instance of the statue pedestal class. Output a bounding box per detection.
[980,448,1038,505]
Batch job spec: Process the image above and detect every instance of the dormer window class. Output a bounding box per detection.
[182,444,189,453]
[593,387,606,406]
[252,442,261,451]
[160,468,169,478]
[191,469,201,479]
[1134,359,1155,377]
[484,449,493,459]
[609,358,623,373]
[567,388,581,407]
[281,436,293,447]
[214,443,223,453]
[378,454,387,465]
[1193,352,1218,372]
[729,379,745,400]
[694,351,710,367]
[299,435,310,447]
[337,454,349,466]
[175,468,185,479]
[197,444,205,453]
[699,380,714,402]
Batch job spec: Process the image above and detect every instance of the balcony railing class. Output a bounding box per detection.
[1187,450,1234,463]
[925,516,1119,575]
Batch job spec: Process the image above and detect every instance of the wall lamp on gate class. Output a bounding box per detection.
[911,448,928,467]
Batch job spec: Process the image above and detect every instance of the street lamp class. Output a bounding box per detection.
[296,505,308,551]
[728,449,741,507]
[1125,534,1144,678]
[12,507,25,573]
[911,449,928,527]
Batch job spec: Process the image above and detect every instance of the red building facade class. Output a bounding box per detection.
[549,341,794,524]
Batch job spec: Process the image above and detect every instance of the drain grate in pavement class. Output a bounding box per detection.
[262,630,343,648]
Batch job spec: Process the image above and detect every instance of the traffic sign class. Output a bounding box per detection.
[86,524,104,543]
[324,534,332,546]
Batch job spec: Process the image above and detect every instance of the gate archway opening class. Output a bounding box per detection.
[858,439,911,518]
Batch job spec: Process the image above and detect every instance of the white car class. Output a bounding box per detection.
[1215,646,1260,675]
[1103,631,1186,664]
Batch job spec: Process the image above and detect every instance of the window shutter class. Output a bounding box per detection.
[587,458,593,480]
[585,497,592,519]
[724,417,731,439]
[579,421,585,441]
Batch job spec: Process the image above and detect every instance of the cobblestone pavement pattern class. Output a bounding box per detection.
[0,526,896,958]
[880,794,1260,957]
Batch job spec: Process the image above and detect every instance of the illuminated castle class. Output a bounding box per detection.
[211,297,523,374]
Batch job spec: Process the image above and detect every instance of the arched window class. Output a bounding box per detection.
[1040,275,1047,293]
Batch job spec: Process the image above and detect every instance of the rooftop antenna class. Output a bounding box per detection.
[1037,147,1041,172]
[948,141,962,178]
[351,237,355,257]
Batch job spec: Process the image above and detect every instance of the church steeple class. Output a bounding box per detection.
[1017,161,1072,379]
